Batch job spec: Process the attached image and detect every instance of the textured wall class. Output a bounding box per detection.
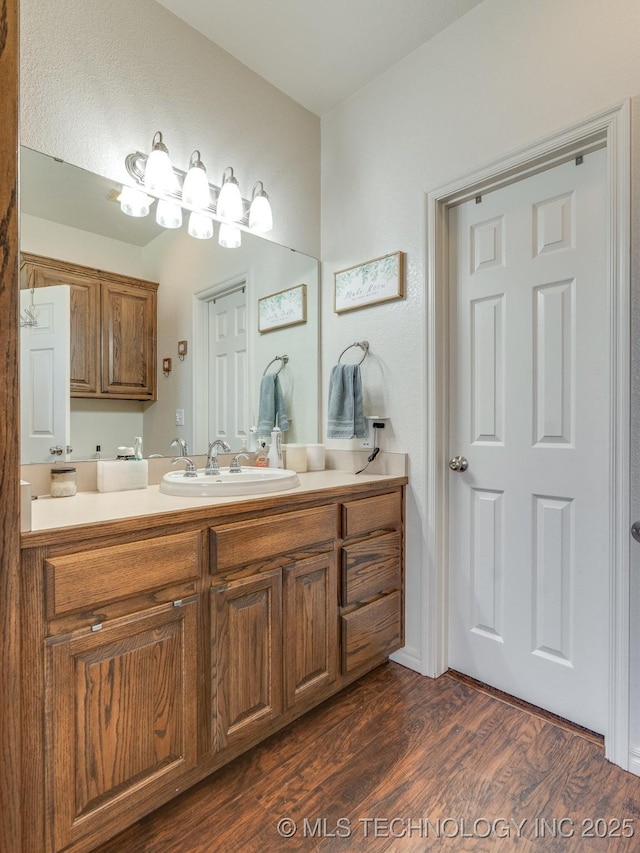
[321,0,640,681]
[20,0,320,257]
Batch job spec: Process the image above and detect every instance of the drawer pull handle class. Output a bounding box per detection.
[173,599,183,607]
[91,623,103,632]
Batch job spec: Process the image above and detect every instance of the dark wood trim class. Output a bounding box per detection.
[0,0,21,849]
[447,669,604,746]
[20,251,160,291]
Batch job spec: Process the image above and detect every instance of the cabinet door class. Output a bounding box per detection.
[26,264,101,395]
[283,553,338,709]
[101,280,157,398]
[46,600,198,852]
[211,568,282,753]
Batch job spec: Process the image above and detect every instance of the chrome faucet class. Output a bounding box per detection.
[170,437,188,456]
[229,453,250,473]
[205,440,231,475]
[171,457,197,477]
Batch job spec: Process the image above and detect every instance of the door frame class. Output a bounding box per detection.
[424,102,630,767]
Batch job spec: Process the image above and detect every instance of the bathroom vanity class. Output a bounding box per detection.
[19,471,406,852]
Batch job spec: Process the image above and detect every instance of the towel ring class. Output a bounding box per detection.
[338,340,369,366]
[263,354,289,376]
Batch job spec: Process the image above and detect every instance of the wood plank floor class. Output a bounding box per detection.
[94,663,640,852]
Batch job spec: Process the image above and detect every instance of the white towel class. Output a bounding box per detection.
[327,364,366,439]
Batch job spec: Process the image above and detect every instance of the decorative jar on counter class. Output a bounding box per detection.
[50,466,77,497]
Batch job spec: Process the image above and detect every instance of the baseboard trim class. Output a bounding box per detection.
[390,646,422,673]
[627,746,640,777]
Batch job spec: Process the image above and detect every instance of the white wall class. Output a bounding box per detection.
[20,0,320,258]
[321,0,640,718]
[141,228,319,455]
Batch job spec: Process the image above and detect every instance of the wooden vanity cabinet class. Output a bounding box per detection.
[37,529,203,853]
[47,600,199,853]
[21,253,158,400]
[211,568,284,752]
[210,506,338,755]
[339,491,404,674]
[20,481,405,853]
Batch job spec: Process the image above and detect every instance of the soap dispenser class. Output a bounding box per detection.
[267,425,283,468]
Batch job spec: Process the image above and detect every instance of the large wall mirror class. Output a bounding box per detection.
[20,146,320,464]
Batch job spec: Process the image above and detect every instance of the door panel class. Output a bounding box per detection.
[448,148,608,733]
[208,287,248,447]
[20,285,70,463]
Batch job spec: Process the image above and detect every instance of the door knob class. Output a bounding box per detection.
[631,522,640,543]
[449,455,468,472]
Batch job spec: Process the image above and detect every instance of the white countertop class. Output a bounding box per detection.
[27,470,406,533]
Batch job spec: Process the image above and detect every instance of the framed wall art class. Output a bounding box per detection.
[334,251,405,314]
[258,283,307,333]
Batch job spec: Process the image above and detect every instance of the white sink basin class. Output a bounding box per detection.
[159,466,300,497]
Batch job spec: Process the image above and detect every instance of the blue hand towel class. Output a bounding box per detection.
[327,363,366,439]
[257,373,290,435]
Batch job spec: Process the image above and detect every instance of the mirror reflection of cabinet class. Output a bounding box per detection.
[21,253,158,400]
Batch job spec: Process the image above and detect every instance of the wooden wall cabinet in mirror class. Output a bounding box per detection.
[21,253,158,400]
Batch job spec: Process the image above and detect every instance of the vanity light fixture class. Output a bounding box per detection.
[182,150,211,209]
[218,222,242,248]
[248,181,273,233]
[188,211,214,240]
[216,166,243,222]
[121,131,273,246]
[156,198,182,229]
[143,131,177,195]
[119,184,153,217]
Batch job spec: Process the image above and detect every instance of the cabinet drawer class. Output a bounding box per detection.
[341,531,401,606]
[211,505,337,572]
[341,591,402,674]
[341,491,402,539]
[45,530,202,618]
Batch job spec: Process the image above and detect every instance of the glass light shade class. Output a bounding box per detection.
[182,164,211,209]
[119,185,152,217]
[216,175,243,222]
[188,211,214,240]
[249,193,273,232]
[144,141,177,195]
[218,223,242,248]
[156,199,182,229]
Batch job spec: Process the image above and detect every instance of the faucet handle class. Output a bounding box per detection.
[229,453,250,473]
[171,457,197,477]
[170,437,188,456]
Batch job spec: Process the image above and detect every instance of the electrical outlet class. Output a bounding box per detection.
[361,416,388,448]
[175,409,184,426]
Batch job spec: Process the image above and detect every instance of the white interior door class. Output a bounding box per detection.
[208,286,248,448]
[20,285,71,463]
[448,148,609,733]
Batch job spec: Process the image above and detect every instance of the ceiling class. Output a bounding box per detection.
[154,0,486,116]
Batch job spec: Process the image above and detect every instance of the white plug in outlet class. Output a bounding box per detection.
[175,409,185,426]
[361,416,388,448]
